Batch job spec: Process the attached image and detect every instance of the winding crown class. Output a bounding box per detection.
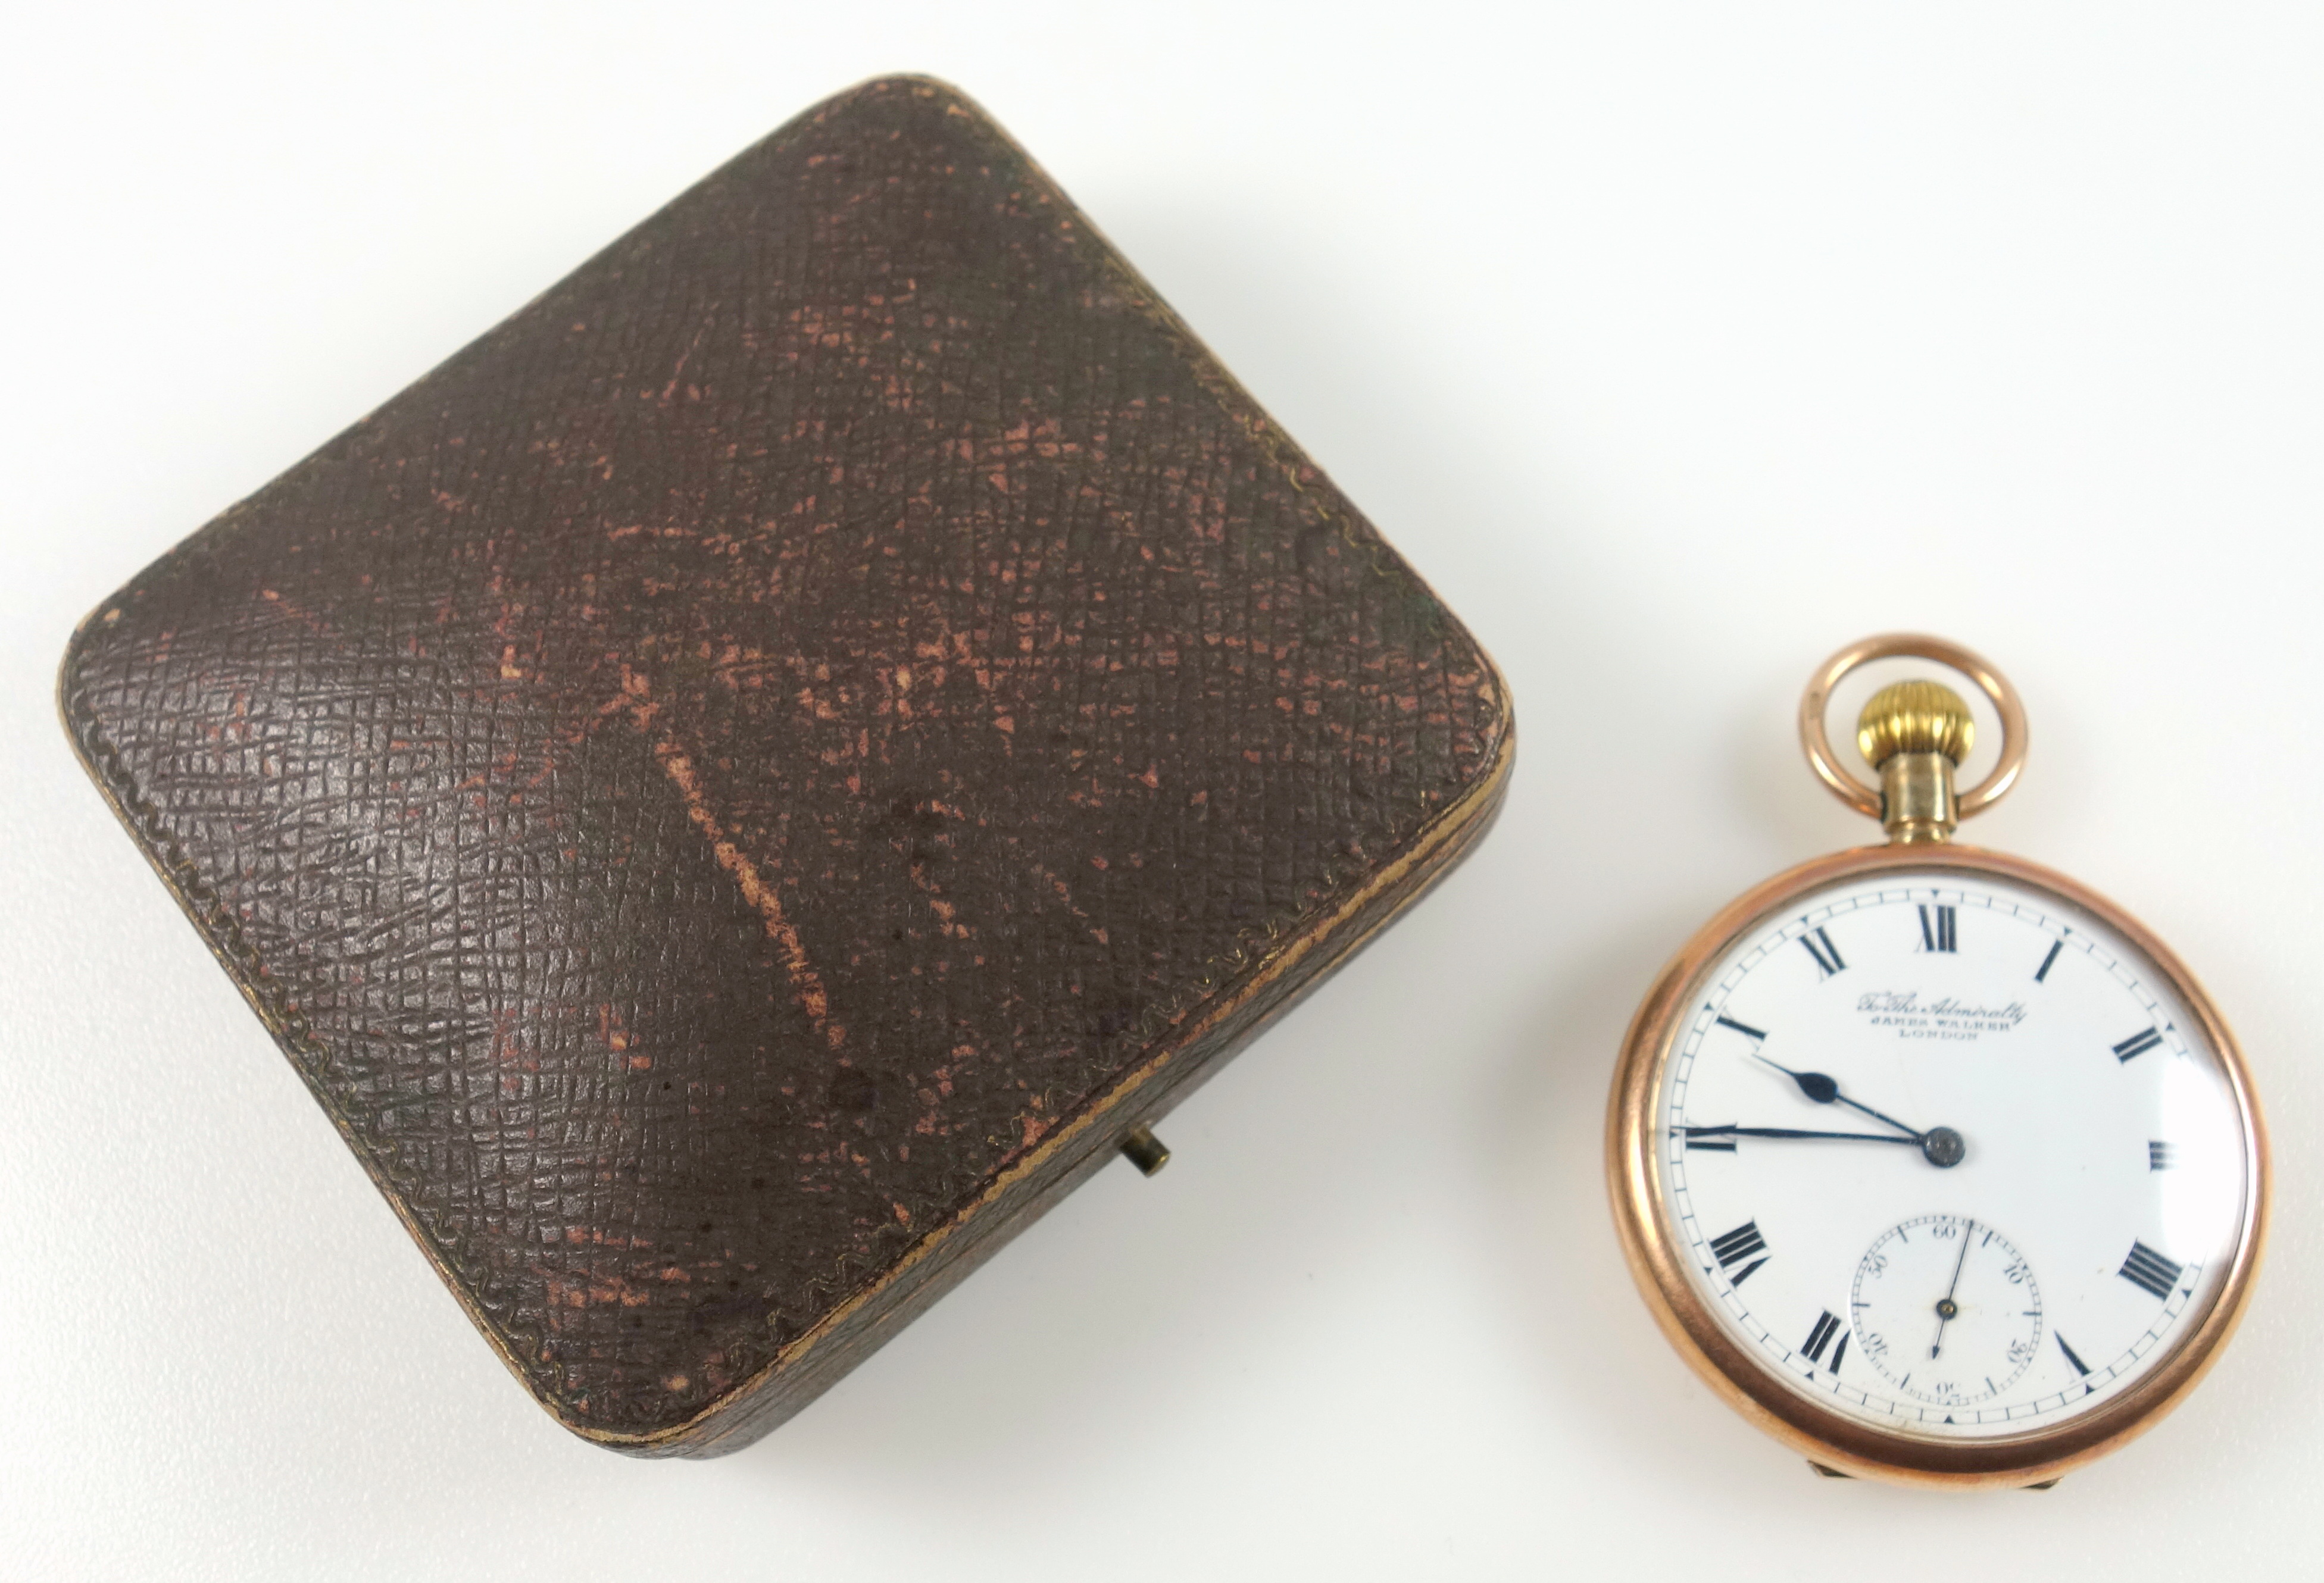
[1857,680,1975,769]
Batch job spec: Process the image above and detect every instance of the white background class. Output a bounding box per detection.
[4,5,2320,1577]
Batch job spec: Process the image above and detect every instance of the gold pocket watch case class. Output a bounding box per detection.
[1607,635,2268,1489]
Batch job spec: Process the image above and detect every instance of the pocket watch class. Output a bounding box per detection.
[1607,634,2268,1488]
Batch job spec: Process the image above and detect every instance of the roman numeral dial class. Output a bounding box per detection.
[1651,869,2252,1448]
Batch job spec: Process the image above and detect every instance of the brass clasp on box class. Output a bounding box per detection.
[1798,634,2028,844]
[1119,1125,1171,1177]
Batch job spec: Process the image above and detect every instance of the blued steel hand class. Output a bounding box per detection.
[1931,1219,1976,1359]
[1749,1052,1925,1139]
[1680,1124,1922,1145]
[1744,1051,1967,1166]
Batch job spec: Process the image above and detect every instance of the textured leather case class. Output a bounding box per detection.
[59,75,1513,1456]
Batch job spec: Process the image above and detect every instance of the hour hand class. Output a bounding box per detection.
[1750,1052,1923,1140]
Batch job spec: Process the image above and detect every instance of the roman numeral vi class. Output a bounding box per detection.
[1803,1310,1847,1375]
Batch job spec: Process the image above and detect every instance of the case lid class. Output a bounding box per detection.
[61,75,1512,1453]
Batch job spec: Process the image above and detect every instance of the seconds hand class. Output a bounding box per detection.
[1747,1051,1966,1168]
[1931,1219,1976,1359]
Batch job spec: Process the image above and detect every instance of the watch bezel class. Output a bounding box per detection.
[1607,842,2269,1488]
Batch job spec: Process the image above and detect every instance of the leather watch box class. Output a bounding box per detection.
[58,75,1514,1456]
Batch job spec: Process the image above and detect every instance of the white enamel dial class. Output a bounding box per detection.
[1657,869,2251,1438]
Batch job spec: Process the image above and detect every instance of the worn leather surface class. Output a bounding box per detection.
[60,75,1513,1453]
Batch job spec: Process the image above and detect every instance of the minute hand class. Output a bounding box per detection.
[1682,1125,1923,1145]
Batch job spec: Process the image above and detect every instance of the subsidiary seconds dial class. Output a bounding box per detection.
[1851,1216,2042,1406]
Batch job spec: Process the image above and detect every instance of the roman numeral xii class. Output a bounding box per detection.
[1917,904,1957,952]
